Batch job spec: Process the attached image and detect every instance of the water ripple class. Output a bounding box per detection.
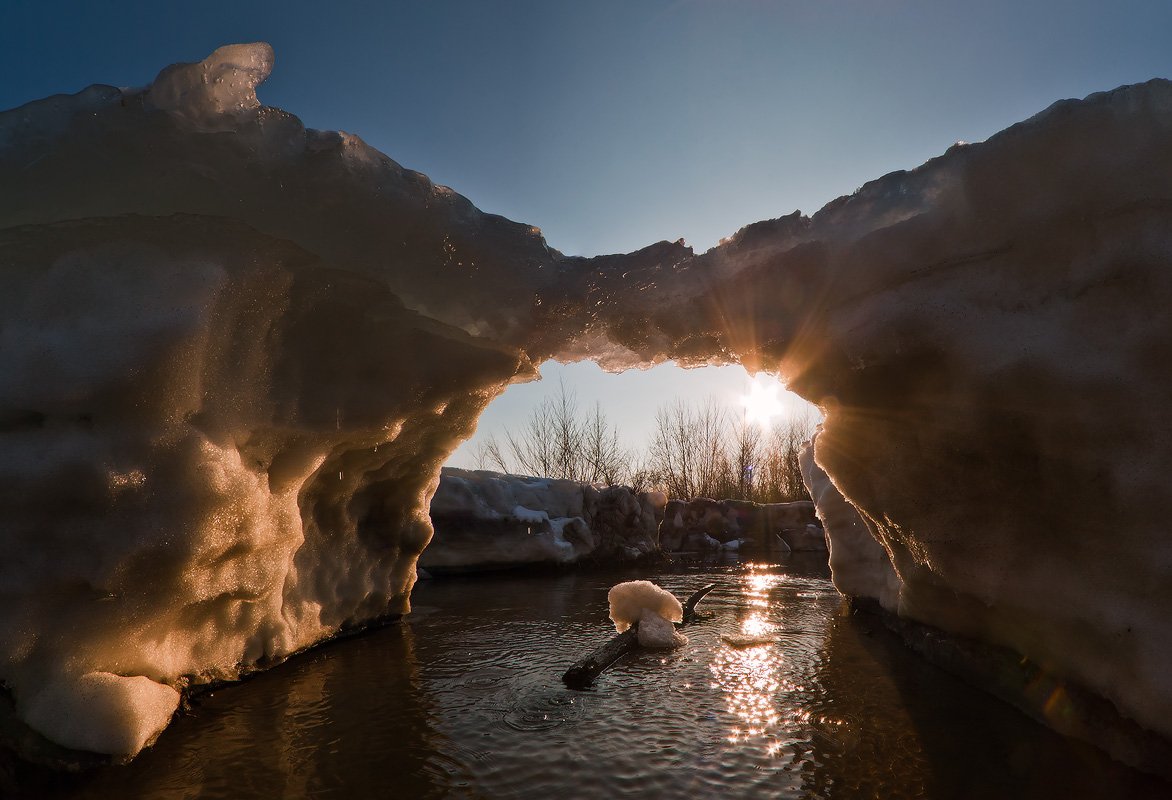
[20,561,1172,800]
[503,690,587,731]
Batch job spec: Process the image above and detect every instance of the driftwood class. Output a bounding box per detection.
[680,583,716,623]
[562,583,715,689]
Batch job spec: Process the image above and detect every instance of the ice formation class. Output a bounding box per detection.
[424,468,664,571]
[799,435,901,611]
[18,673,179,758]
[608,581,686,648]
[4,42,1172,767]
[0,44,536,757]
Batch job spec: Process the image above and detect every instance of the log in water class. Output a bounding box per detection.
[562,583,715,689]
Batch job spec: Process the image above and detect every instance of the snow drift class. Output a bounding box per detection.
[4,41,1172,769]
[657,497,823,553]
[424,468,664,571]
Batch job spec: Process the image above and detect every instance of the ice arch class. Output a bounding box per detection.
[3,43,1172,769]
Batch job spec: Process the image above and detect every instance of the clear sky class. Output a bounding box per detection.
[4,1,1171,467]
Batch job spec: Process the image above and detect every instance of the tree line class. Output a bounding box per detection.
[474,379,819,503]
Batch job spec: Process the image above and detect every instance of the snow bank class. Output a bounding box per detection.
[423,468,664,571]
[657,497,822,553]
[743,82,1172,767]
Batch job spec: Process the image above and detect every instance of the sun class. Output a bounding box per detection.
[740,375,786,428]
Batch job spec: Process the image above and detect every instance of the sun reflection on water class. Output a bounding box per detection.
[712,643,787,746]
[709,565,852,763]
[710,567,794,758]
[740,612,773,638]
[743,569,780,608]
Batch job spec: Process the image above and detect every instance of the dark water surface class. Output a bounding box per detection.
[15,554,1170,799]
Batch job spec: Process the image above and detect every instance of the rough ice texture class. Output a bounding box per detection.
[799,436,901,611]
[5,42,1172,766]
[0,44,535,757]
[608,581,684,633]
[766,83,1172,762]
[423,468,665,572]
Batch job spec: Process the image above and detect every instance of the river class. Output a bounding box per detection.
[15,554,1169,798]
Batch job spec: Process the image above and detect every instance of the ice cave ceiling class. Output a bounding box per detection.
[3,42,1172,772]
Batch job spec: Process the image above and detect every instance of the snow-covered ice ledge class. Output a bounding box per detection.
[0,43,542,760]
[4,42,1172,772]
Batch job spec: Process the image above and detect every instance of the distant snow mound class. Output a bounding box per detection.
[608,580,683,633]
[423,468,665,572]
[511,504,550,525]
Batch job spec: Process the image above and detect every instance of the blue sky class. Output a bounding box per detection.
[4,1,1171,467]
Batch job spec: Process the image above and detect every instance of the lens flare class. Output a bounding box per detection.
[739,375,786,428]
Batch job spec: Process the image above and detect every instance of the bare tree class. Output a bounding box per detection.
[648,399,699,499]
[474,378,629,485]
[582,401,629,485]
[647,397,736,499]
[475,377,819,501]
[756,408,819,502]
[624,454,659,495]
[474,433,510,473]
[645,396,818,502]
[730,418,763,500]
[695,399,731,499]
